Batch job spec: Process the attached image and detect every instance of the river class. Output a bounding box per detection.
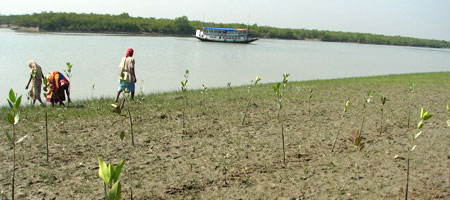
[1,28,449,105]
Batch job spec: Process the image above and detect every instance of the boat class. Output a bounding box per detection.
[194,27,258,43]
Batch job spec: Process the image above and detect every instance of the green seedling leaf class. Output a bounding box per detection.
[14,113,20,125]
[420,107,424,119]
[119,131,125,140]
[381,96,386,105]
[15,135,28,144]
[255,75,261,85]
[98,158,111,184]
[447,120,450,127]
[410,145,417,152]
[108,164,114,184]
[409,83,415,93]
[422,113,433,120]
[345,100,350,107]
[111,104,118,108]
[414,131,422,139]
[7,99,14,109]
[417,120,424,129]
[108,181,121,200]
[447,104,450,112]
[8,89,16,102]
[4,130,13,144]
[112,160,124,183]
[14,96,22,110]
[7,113,14,125]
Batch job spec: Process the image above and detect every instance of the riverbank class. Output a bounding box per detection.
[1,12,449,48]
[1,72,450,199]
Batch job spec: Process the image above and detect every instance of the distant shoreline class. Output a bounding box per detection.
[1,21,448,49]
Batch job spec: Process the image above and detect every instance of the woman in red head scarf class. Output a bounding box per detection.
[116,48,137,102]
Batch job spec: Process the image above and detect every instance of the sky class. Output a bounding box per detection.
[1,0,449,41]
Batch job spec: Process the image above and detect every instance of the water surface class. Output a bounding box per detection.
[1,29,449,105]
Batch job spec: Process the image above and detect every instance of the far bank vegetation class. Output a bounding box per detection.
[0,12,449,48]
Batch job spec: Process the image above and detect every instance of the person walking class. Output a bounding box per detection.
[25,60,45,106]
[115,48,137,102]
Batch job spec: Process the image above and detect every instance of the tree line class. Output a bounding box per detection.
[1,12,449,48]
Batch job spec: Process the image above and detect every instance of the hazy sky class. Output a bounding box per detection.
[1,0,449,41]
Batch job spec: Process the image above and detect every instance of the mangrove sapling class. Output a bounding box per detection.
[407,83,416,129]
[64,62,73,107]
[43,77,50,163]
[308,89,313,116]
[4,89,23,200]
[379,95,387,135]
[349,129,365,197]
[111,72,135,146]
[446,105,450,186]
[331,100,351,152]
[200,84,208,106]
[91,84,95,99]
[98,158,124,200]
[180,69,189,134]
[359,90,376,137]
[273,73,290,165]
[138,80,145,101]
[404,108,433,200]
[242,75,261,125]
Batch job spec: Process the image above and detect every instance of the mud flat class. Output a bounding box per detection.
[1,72,450,199]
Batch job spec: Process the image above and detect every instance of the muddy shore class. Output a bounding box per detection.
[1,72,450,199]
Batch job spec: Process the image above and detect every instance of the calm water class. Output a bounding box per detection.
[1,28,449,105]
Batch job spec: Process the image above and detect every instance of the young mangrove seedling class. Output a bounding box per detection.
[4,89,23,200]
[359,90,376,137]
[91,84,95,99]
[404,108,432,200]
[273,73,290,165]
[331,100,351,152]
[64,62,73,106]
[98,158,124,200]
[111,72,135,146]
[407,83,415,129]
[180,69,189,134]
[308,89,313,116]
[349,129,365,197]
[379,95,387,135]
[242,75,261,125]
[200,84,208,106]
[446,105,450,187]
[138,80,145,101]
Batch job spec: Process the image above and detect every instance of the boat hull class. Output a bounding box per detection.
[194,36,258,44]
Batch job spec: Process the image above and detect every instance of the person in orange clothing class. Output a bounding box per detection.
[45,71,71,107]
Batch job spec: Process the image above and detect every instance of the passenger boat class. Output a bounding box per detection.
[194,27,258,43]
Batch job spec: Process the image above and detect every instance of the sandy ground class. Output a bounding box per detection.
[1,72,450,199]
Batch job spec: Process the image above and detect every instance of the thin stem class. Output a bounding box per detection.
[104,182,108,200]
[331,122,343,152]
[380,108,384,135]
[359,116,365,138]
[405,155,410,200]
[127,108,134,146]
[308,100,311,116]
[45,110,49,164]
[242,92,253,126]
[130,170,134,200]
[407,108,411,130]
[12,124,15,200]
[281,122,285,165]
[356,150,360,198]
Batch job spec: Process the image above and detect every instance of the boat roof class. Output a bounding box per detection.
[204,27,247,31]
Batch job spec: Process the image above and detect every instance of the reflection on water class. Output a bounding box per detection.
[0,28,449,105]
